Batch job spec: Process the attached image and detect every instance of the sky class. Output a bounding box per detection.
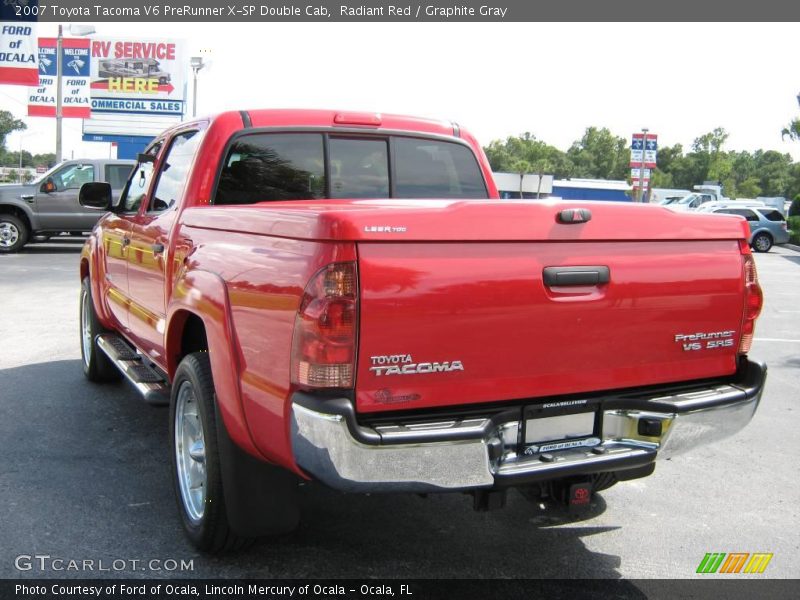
[2,22,799,162]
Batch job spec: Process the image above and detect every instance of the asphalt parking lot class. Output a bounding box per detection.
[0,237,798,581]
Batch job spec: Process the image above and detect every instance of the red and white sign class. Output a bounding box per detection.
[27,38,91,118]
[630,133,658,169]
[0,22,38,86]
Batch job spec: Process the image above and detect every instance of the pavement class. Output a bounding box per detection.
[0,237,798,582]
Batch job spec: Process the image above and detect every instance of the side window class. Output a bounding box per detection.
[215,133,325,205]
[742,210,759,222]
[119,142,162,214]
[51,164,95,191]
[329,137,389,199]
[149,130,203,213]
[393,138,487,199]
[105,164,134,190]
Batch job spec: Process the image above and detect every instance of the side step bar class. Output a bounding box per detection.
[95,334,170,406]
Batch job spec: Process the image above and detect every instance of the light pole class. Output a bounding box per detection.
[190,56,205,118]
[639,127,649,203]
[54,24,95,163]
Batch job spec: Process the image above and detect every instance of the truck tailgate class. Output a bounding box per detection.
[355,239,745,413]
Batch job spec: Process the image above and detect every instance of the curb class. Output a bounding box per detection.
[784,243,800,253]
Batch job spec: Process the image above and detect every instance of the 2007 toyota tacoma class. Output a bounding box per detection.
[78,109,766,552]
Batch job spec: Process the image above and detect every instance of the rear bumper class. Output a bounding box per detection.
[290,359,766,493]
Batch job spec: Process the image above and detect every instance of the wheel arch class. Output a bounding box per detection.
[0,202,37,233]
[166,269,262,460]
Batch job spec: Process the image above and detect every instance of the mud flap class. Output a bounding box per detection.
[215,405,300,537]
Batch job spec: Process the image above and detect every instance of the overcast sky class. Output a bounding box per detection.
[3,22,799,162]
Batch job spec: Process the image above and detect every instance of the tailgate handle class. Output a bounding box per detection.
[557,208,592,223]
[543,266,610,286]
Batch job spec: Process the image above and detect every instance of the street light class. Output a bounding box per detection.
[55,24,96,163]
[190,56,205,118]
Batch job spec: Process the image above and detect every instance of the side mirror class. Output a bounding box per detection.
[79,182,113,211]
[41,178,56,193]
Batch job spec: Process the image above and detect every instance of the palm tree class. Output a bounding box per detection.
[781,119,800,142]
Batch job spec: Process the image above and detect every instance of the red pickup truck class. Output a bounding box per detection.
[78,109,766,553]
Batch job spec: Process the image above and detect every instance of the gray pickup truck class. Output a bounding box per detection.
[0,159,134,253]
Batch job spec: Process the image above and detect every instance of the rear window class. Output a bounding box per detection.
[760,209,785,222]
[213,132,487,205]
[216,134,325,204]
[393,138,487,198]
[329,137,389,199]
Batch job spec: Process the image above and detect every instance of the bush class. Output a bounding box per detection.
[789,196,800,217]
[788,215,800,245]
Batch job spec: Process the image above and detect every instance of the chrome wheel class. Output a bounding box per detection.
[0,222,19,248]
[80,288,92,368]
[175,381,207,523]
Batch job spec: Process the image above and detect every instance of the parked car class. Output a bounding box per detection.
[702,205,789,252]
[79,109,765,553]
[665,192,718,211]
[0,159,134,252]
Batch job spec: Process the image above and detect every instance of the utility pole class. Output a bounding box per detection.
[55,24,63,163]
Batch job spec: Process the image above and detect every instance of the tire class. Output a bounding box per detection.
[170,352,253,553]
[751,232,773,253]
[80,277,121,382]
[0,214,28,253]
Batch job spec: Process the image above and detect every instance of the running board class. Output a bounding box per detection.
[95,334,170,406]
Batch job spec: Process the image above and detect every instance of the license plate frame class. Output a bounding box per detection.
[521,399,602,453]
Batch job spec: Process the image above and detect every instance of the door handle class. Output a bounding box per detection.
[543,266,610,286]
[151,243,165,254]
[21,195,34,203]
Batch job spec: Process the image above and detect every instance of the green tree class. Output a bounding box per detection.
[0,110,26,150]
[484,133,574,179]
[567,127,629,180]
[754,150,793,197]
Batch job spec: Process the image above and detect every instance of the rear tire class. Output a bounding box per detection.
[0,214,28,253]
[170,352,253,553]
[752,232,773,253]
[80,277,121,382]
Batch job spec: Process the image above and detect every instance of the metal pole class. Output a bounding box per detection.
[639,127,648,202]
[55,24,63,163]
[192,68,198,118]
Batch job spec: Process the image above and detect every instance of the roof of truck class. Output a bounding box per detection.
[227,109,461,137]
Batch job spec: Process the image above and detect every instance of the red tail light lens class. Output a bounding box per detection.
[738,253,763,354]
[292,262,357,388]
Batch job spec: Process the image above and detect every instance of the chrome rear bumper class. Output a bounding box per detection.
[290,359,766,493]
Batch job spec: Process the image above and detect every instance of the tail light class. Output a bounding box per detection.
[738,245,763,355]
[292,262,357,388]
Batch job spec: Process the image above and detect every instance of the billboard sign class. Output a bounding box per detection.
[28,38,91,118]
[0,2,39,86]
[83,37,185,136]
